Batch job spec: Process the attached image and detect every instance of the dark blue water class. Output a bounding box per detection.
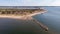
[0,6,60,34]
[34,6,60,34]
[0,18,48,34]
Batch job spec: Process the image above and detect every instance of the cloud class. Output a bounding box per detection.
[20,0,54,6]
[20,0,53,6]
[0,0,60,6]
[49,0,60,6]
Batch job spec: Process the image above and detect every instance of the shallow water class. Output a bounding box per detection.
[0,6,60,34]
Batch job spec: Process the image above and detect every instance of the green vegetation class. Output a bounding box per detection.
[0,8,45,16]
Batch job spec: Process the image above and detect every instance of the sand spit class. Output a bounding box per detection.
[0,11,47,20]
[0,10,49,32]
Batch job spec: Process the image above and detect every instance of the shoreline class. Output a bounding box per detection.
[0,11,47,20]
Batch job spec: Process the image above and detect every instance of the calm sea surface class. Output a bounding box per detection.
[34,6,60,34]
[0,6,60,34]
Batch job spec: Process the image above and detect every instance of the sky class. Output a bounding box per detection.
[0,0,60,6]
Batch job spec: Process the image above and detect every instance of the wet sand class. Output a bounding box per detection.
[0,11,48,34]
[0,12,46,34]
[0,11,47,20]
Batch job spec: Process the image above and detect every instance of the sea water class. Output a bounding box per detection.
[0,6,60,34]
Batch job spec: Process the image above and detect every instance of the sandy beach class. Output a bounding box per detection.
[0,11,47,20]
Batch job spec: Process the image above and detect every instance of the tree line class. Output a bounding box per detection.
[0,8,44,15]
